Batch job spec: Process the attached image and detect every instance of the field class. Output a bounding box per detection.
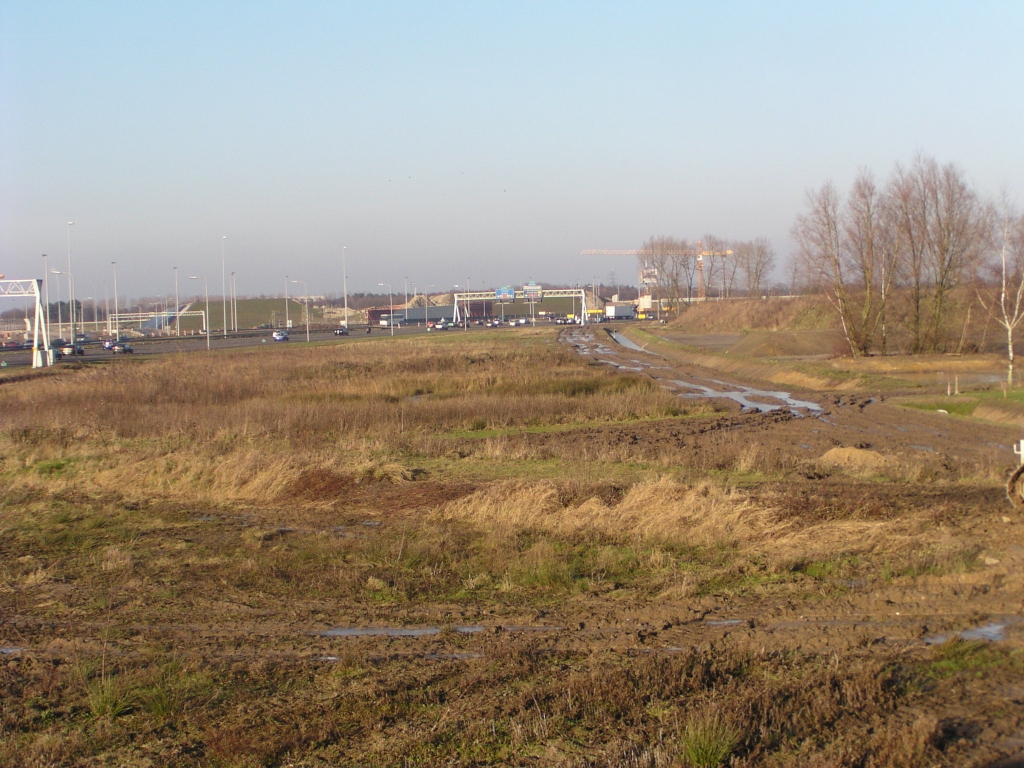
[175,298,312,333]
[2,322,1024,767]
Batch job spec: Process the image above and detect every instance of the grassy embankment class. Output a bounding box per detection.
[627,297,1020,399]
[0,328,1015,766]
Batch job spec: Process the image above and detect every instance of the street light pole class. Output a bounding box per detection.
[284,276,290,330]
[378,282,393,336]
[67,222,75,341]
[51,270,75,342]
[174,266,180,336]
[404,276,408,321]
[221,236,227,338]
[424,284,434,326]
[112,262,119,341]
[342,245,349,329]
[42,254,50,339]
[291,280,310,342]
[52,269,62,339]
[190,276,210,350]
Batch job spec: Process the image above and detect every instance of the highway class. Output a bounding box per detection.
[0,322,534,369]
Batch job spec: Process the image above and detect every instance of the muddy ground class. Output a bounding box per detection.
[4,328,1024,766]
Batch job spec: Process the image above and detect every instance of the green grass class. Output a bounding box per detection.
[923,639,1017,680]
[677,715,742,767]
[901,399,980,417]
[176,297,312,332]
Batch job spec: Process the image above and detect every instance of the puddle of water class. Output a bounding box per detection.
[359,521,382,527]
[317,624,511,638]
[672,378,822,415]
[608,332,648,353]
[500,625,564,632]
[426,652,483,660]
[705,619,745,627]
[0,647,25,655]
[675,380,781,413]
[191,516,216,522]
[961,623,1006,641]
[909,445,935,453]
[924,622,1006,645]
[797,444,812,450]
[319,627,441,637]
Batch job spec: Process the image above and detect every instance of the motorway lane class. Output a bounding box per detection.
[0,322,522,368]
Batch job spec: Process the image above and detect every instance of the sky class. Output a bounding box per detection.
[1,1,1022,301]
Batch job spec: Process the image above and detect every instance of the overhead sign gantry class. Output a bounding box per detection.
[0,278,52,367]
[452,286,589,325]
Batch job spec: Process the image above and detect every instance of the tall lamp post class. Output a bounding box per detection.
[284,276,290,330]
[50,272,74,337]
[42,254,50,340]
[221,236,228,338]
[378,282,393,337]
[51,270,75,342]
[342,245,349,328]
[111,262,119,341]
[404,276,408,321]
[174,266,180,336]
[291,280,310,343]
[190,276,211,350]
[52,269,63,339]
[67,222,75,341]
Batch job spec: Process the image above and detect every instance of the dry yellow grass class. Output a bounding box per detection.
[432,475,969,572]
[0,333,693,504]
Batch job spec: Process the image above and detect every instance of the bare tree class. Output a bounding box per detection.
[976,200,1024,387]
[701,235,728,299]
[736,237,776,297]
[792,175,897,356]
[640,236,685,318]
[843,171,898,355]
[889,155,981,351]
[793,181,859,353]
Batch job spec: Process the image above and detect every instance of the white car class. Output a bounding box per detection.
[272,330,289,341]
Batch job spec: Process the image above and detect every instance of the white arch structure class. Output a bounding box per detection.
[0,278,52,367]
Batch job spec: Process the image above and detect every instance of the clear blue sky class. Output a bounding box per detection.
[2,1,1022,300]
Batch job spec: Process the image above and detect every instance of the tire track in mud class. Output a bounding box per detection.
[563,327,825,416]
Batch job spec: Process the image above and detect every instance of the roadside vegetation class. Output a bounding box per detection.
[0,329,1018,766]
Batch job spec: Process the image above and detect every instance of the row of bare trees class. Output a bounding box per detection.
[792,154,1024,381]
[639,235,776,311]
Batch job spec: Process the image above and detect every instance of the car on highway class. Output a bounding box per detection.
[272,330,289,341]
[111,342,133,354]
[60,343,85,356]
[333,327,349,336]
